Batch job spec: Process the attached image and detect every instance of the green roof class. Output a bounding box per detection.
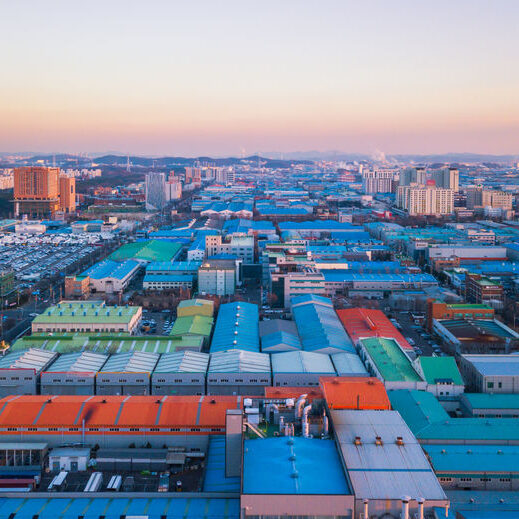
[110,240,182,262]
[11,334,203,354]
[462,393,519,410]
[447,303,493,310]
[360,337,422,382]
[32,302,140,325]
[170,315,213,338]
[419,356,465,385]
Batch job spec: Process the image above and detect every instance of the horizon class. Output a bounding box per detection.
[2,0,519,156]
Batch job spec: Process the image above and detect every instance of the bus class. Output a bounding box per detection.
[48,471,68,492]
[84,472,103,492]
[106,475,122,492]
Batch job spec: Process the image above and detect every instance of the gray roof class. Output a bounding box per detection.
[259,319,298,338]
[44,351,108,374]
[331,410,447,501]
[208,349,271,373]
[462,354,519,376]
[331,352,369,376]
[154,351,209,373]
[99,351,159,373]
[0,348,57,374]
[271,351,336,374]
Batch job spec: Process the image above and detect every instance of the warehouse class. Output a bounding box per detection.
[81,259,141,293]
[31,301,142,334]
[170,315,214,347]
[458,354,519,393]
[357,337,426,390]
[40,351,108,395]
[210,302,259,353]
[177,298,214,317]
[0,395,242,449]
[291,295,354,354]
[331,351,369,377]
[330,409,448,518]
[143,273,194,290]
[259,319,302,352]
[110,240,182,263]
[207,349,271,395]
[271,351,336,387]
[320,377,391,410]
[460,393,519,418]
[337,307,413,351]
[96,351,160,395]
[241,437,354,518]
[151,351,209,395]
[0,348,57,397]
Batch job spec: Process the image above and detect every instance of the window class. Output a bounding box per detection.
[487,382,494,389]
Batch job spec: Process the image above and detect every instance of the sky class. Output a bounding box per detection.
[1,0,519,157]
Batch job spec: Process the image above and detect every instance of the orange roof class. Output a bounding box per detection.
[319,376,391,410]
[264,386,323,402]
[337,308,412,350]
[0,395,241,428]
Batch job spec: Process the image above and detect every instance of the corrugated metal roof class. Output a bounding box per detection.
[44,351,107,373]
[331,352,369,376]
[82,259,140,280]
[170,315,213,338]
[271,351,335,374]
[154,351,209,373]
[33,302,140,325]
[210,302,259,353]
[331,409,447,501]
[261,331,302,352]
[419,356,464,385]
[0,348,57,373]
[100,351,159,373]
[462,354,519,376]
[208,349,271,373]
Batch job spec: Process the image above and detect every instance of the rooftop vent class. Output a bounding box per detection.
[375,436,383,446]
[354,436,362,446]
[396,436,404,446]
[290,471,299,479]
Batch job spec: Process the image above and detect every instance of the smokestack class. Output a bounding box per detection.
[401,496,410,519]
[363,499,369,519]
[417,497,425,519]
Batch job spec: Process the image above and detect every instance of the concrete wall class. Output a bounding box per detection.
[272,373,327,387]
[0,369,37,397]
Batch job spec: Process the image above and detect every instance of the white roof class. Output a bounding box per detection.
[271,351,336,374]
[208,350,271,373]
[154,351,209,373]
[0,348,57,374]
[100,351,159,373]
[45,351,107,373]
[331,410,446,501]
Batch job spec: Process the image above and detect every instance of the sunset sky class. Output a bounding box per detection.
[1,0,518,156]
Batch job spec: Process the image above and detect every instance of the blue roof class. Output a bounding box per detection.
[0,498,239,519]
[261,331,302,352]
[82,259,140,280]
[203,436,241,492]
[210,302,260,353]
[243,437,350,495]
[291,295,354,354]
[143,274,194,283]
[279,220,360,231]
[146,261,201,272]
[322,271,438,284]
[188,238,206,251]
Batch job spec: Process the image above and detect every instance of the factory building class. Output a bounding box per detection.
[170,315,214,348]
[330,409,448,518]
[259,319,302,352]
[80,259,141,294]
[151,351,209,395]
[458,354,519,393]
[40,351,108,395]
[177,298,214,318]
[207,349,271,395]
[331,352,369,377]
[291,295,354,354]
[0,395,241,449]
[210,302,259,353]
[96,351,160,395]
[460,393,519,418]
[0,349,57,397]
[31,301,142,334]
[271,351,336,387]
[337,307,413,351]
[320,377,391,410]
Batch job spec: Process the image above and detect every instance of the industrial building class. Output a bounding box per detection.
[110,240,182,263]
[207,349,271,395]
[271,351,336,387]
[458,354,519,393]
[80,259,141,294]
[177,298,214,318]
[0,395,241,448]
[337,307,413,351]
[320,377,391,410]
[0,348,57,397]
[40,351,108,395]
[291,295,354,354]
[96,351,160,395]
[259,319,302,352]
[151,351,209,395]
[198,258,238,296]
[170,315,214,347]
[210,302,259,353]
[331,351,369,377]
[31,301,143,334]
[459,393,519,418]
[426,299,495,330]
[330,409,448,518]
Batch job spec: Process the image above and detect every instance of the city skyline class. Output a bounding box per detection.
[1,0,519,156]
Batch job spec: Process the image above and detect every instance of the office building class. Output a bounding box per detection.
[13,167,59,217]
[205,234,254,264]
[465,274,504,304]
[145,172,167,211]
[198,259,237,296]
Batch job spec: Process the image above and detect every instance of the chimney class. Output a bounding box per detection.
[363,499,369,519]
[401,496,410,519]
[417,497,425,519]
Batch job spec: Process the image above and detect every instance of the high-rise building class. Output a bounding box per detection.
[397,185,454,216]
[400,167,426,187]
[432,168,459,191]
[14,167,76,217]
[466,187,513,210]
[165,173,182,201]
[362,169,395,194]
[58,176,76,213]
[185,167,202,187]
[145,172,166,211]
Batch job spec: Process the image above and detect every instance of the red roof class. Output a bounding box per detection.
[337,308,412,350]
[264,387,323,401]
[320,377,391,410]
